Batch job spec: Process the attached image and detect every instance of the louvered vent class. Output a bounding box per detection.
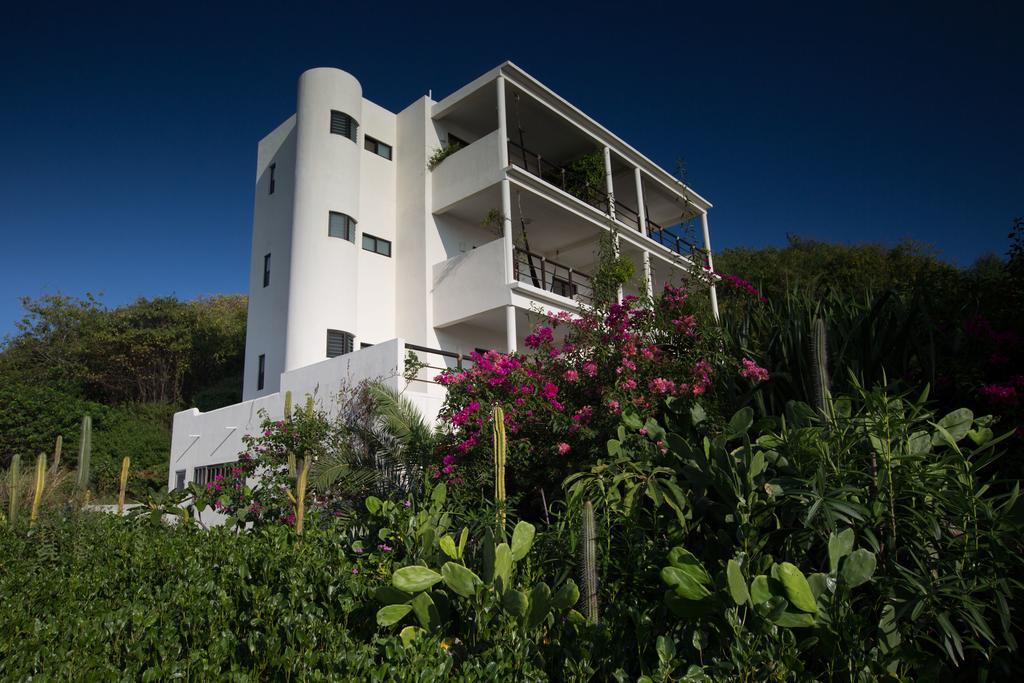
[326,329,354,358]
[330,110,358,142]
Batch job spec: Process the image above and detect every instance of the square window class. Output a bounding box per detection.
[327,330,354,358]
[362,234,391,257]
[364,135,392,160]
[330,110,358,142]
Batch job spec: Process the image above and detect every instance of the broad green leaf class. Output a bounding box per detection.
[841,549,876,588]
[441,562,482,598]
[502,588,529,618]
[967,427,993,446]
[661,566,712,601]
[931,408,973,446]
[726,407,754,440]
[907,431,932,456]
[376,604,412,627]
[551,579,580,610]
[439,535,457,559]
[410,592,440,632]
[399,625,424,648]
[690,403,707,426]
[828,528,855,574]
[494,543,513,590]
[656,635,676,667]
[807,573,832,599]
[667,547,711,585]
[374,586,413,606]
[430,482,447,507]
[748,451,766,480]
[607,439,621,457]
[750,575,771,604]
[510,520,536,561]
[481,528,495,583]
[622,412,644,430]
[726,559,750,605]
[392,566,442,593]
[364,496,382,515]
[457,526,469,558]
[526,582,551,630]
[771,609,816,628]
[776,562,817,613]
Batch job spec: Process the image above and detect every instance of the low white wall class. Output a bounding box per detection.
[167,338,443,494]
[431,129,503,212]
[432,238,511,327]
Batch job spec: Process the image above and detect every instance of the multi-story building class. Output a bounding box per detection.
[168,62,719,492]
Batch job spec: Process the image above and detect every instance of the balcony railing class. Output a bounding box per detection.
[404,342,476,385]
[507,140,609,215]
[513,246,594,306]
[646,219,706,265]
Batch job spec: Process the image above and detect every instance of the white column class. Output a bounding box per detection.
[497,76,509,168]
[500,179,514,285]
[603,146,615,220]
[701,211,720,322]
[505,305,517,354]
[634,168,653,296]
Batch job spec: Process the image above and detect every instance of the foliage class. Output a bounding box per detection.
[427,143,464,170]
[561,151,607,208]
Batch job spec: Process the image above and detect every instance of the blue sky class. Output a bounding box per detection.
[1,1,1020,336]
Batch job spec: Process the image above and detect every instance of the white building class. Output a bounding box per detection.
[168,62,718,491]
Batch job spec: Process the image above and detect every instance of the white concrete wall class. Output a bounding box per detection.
[432,238,510,327]
[431,129,503,212]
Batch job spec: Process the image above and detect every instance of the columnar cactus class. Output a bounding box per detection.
[75,415,92,491]
[30,453,46,527]
[580,499,599,623]
[52,435,62,470]
[118,457,131,515]
[295,457,310,535]
[493,406,507,528]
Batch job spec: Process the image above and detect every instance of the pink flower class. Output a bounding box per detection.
[582,362,598,377]
[541,382,559,400]
[525,326,554,348]
[648,377,676,394]
[557,442,571,455]
[564,369,579,382]
[739,358,769,383]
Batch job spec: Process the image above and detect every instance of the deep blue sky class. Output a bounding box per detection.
[1,1,1020,337]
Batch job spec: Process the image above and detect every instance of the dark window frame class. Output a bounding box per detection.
[330,110,358,142]
[551,276,577,298]
[257,354,266,391]
[326,329,354,358]
[328,211,356,242]
[263,253,271,287]
[174,470,186,491]
[268,163,276,194]
[364,135,393,160]
[362,233,392,257]
[193,462,238,487]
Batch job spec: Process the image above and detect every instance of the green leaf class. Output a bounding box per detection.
[828,528,855,574]
[807,573,832,599]
[606,439,621,457]
[494,543,513,591]
[410,592,440,632]
[690,403,707,426]
[726,559,750,606]
[502,589,529,618]
[771,609,816,628]
[551,579,580,611]
[457,526,469,558]
[481,528,495,583]
[726,407,754,440]
[374,586,413,606]
[439,535,457,559]
[430,482,447,507]
[392,566,442,593]
[661,566,712,601]
[399,625,424,648]
[656,635,676,668]
[622,412,644,430]
[364,496,382,515]
[510,520,536,561]
[841,549,876,588]
[748,451,766,480]
[967,427,993,446]
[931,408,973,445]
[441,562,482,598]
[526,582,551,630]
[376,604,412,627]
[776,563,817,613]
[750,575,771,604]
[908,431,932,456]
[667,547,711,585]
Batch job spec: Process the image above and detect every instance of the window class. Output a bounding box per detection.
[268,163,276,194]
[174,470,186,491]
[364,135,392,160]
[327,329,354,358]
[193,462,238,488]
[257,354,265,390]
[362,234,392,257]
[263,253,271,287]
[328,211,356,241]
[360,342,374,349]
[330,110,358,142]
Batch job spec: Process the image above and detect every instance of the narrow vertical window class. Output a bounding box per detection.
[268,163,276,194]
[257,354,266,390]
[263,253,271,287]
[174,470,186,491]
[328,211,356,241]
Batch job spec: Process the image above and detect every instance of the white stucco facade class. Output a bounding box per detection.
[169,61,718,492]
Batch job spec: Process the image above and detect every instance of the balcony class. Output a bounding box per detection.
[513,245,594,307]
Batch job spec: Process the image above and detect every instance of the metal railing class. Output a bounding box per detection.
[404,343,476,384]
[513,246,594,305]
[507,140,609,214]
[646,220,706,263]
[613,199,642,232]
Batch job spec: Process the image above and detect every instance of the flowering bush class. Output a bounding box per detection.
[434,283,768,497]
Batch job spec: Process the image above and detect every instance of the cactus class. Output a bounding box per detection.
[8,454,22,526]
[75,415,92,491]
[118,457,131,515]
[809,317,831,415]
[305,394,314,418]
[284,390,293,421]
[288,451,297,479]
[52,435,62,470]
[492,406,507,528]
[580,499,599,623]
[30,453,46,527]
[295,457,310,535]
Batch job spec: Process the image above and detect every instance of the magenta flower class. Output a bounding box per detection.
[557,442,571,455]
[739,358,769,383]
